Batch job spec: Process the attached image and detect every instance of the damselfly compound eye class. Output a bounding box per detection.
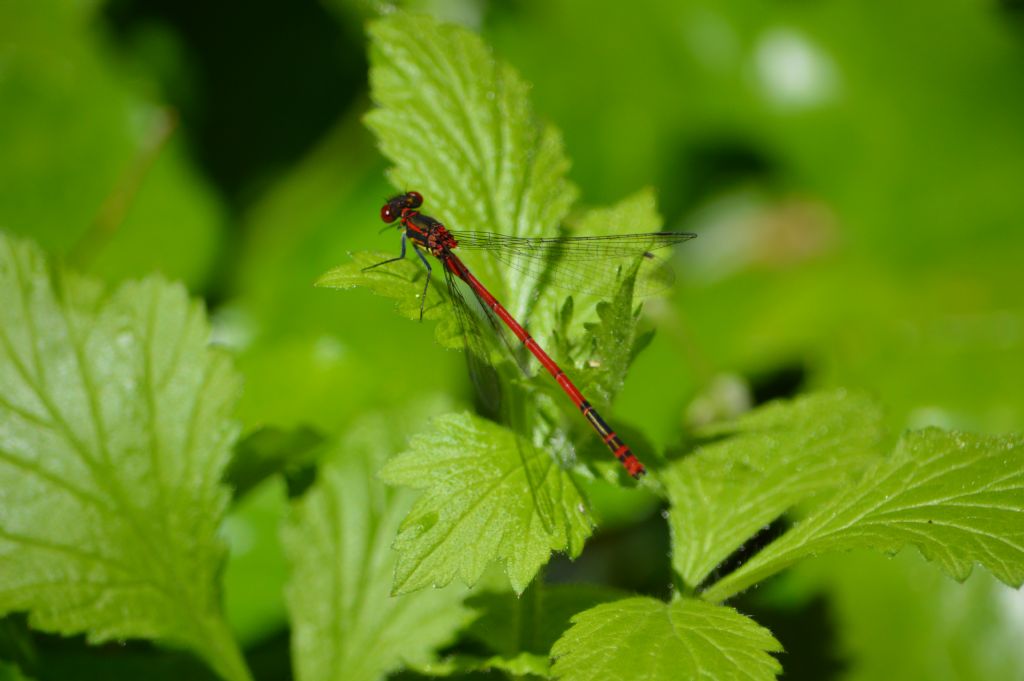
[380,204,396,223]
[407,191,423,208]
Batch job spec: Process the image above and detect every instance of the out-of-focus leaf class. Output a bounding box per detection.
[0,661,32,681]
[0,1,223,289]
[224,425,326,500]
[220,478,291,646]
[0,235,248,681]
[705,429,1024,602]
[379,412,593,594]
[550,597,783,681]
[796,550,1024,681]
[283,415,472,681]
[666,391,885,590]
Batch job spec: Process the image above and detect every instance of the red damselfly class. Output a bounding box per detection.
[368,191,695,478]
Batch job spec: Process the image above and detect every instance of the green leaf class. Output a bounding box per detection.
[315,251,447,323]
[379,412,593,594]
[445,582,626,677]
[550,597,782,681]
[0,234,249,681]
[284,414,472,681]
[315,251,461,351]
[534,188,667,362]
[365,12,577,316]
[703,428,1024,602]
[666,391,885,590]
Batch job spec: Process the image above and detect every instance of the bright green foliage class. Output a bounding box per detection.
[704,428,1024,602]
[538,188,666,347]
[0,235,248,681]
[525,190,665,412]
[379,412,593,594]
[315,251,462,351]
[666,391,885,589]
[283,415,471,681]
[365,12,577,317]
[316,251,448,324]
[577,263,643,408]
[550,597,783,681]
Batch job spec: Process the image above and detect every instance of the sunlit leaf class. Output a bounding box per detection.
[704,428,1024,602]
[550,597,782,681]
[0,235,248,681]
[666,391,885,589]
[379,412,593,594]
[364,11,577,317]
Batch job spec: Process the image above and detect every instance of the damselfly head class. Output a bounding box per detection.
[380,191,424,223]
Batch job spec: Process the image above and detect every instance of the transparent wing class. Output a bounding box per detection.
[444,265,505,413]
[450,231,696,297]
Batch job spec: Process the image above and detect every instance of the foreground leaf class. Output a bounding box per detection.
[666,391,885,590]
[550,597,782,681]
[365,12,577,316]
[379,412,593,594]
[704,428,1024,602]
[0,235,247,680]
[284,415,471,681]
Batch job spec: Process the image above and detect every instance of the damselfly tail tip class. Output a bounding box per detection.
[623,455,646,479]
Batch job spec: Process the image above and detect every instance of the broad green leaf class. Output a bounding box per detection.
[284,414,472,681]
[550,597,782,681]
[365,12,577,317]
[315,251,461,351]
[0,235,248,681]
[666,391,885,590]
[315,251,448,323]
[703,428,1024,602]
[379,412,593,594]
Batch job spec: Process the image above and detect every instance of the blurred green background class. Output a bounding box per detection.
[2,1,1023,679]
